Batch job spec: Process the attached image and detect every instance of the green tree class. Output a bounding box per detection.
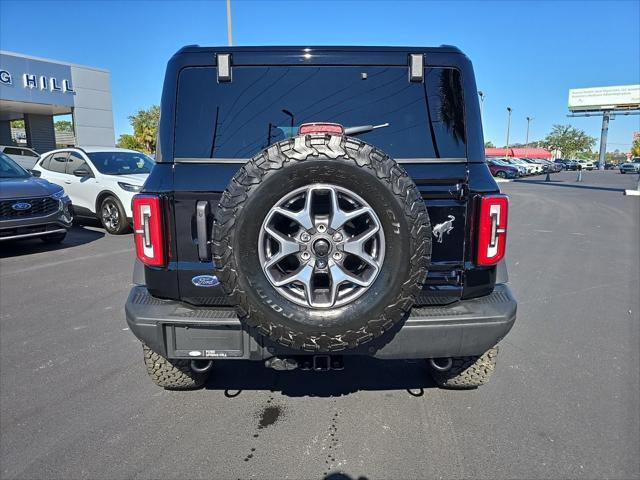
[128,105,160,153]
[10,119,24,129]
[484,141,495,148]
[54,120,73,132]
[542,124,596,159]
[116,133,144,151]
[631,137,640,157]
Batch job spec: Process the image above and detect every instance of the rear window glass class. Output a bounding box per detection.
[174,66,466,160]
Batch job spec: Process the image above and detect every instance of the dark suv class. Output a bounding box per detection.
[0,151,73,243]
[125,46,517,390]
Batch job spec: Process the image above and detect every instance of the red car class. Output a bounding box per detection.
[487,159,520,179]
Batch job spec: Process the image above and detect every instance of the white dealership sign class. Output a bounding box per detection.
[568,85,640,111]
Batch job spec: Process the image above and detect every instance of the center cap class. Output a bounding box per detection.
[312,238,331,256]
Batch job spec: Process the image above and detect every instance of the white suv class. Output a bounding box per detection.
[0,145,40,170]
[32,147,153,234]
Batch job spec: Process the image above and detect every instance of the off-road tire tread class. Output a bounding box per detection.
[431,347,498,389]
[142,344,206,389]
[212,134,431,352]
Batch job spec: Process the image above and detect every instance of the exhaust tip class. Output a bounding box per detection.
[190,360,213,373]
[429,357,453,372]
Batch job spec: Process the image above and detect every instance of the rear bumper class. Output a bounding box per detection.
[126,283,517,360]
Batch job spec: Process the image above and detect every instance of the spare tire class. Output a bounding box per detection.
[212,134,431,352]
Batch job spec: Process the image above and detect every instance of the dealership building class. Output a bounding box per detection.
[0,51,115,153]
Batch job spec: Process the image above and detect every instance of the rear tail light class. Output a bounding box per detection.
[298,123,344,135]
[133,194,165,267]
[476,194,508,266]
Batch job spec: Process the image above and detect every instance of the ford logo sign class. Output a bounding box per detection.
[191,275,220,288]
[11,202,32,211]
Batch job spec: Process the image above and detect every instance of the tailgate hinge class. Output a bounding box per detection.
[409,54,424,83]
[216,53,232,83]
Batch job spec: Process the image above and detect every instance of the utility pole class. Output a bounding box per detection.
[226,0,233,46]
[506,107,512,155]
[478,91,486,138]
[597,111,610,171]
[525,116,533,157]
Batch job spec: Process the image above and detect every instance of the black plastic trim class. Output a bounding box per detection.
[125,284,516,360]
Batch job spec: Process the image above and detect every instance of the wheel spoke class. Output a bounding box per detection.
[328,261,371,306]
[264,225,300,268]
[272,262,314,291]
[342,224,381,268]
[273,190,314,230]
[328,188,372,230]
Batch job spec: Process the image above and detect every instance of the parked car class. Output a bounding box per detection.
[577,160,594,171]
[0,145,40,170]
[619,158,640,174]
[492,157,528,176]
[125,45,517,391]
[487,158,519,178]
[502,157,535,175]
[553,159,566,169]
[555,158,578,170]
[0,151,73,243]
[535,158,561,173]
[519,158,544,174]
[32,147,153,234]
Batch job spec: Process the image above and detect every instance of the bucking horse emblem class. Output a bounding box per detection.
[432,215,455,243]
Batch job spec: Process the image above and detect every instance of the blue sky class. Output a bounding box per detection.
[1,0,639,151]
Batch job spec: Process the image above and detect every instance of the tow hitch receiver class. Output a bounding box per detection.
[265,355,344,372]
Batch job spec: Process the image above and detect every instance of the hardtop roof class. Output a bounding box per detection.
[176,45,464,55]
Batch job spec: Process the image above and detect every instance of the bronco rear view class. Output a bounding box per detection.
[125,46,516,390]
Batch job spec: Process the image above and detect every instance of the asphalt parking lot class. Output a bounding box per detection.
[1,170,639,480]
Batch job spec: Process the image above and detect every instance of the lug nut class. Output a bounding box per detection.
[333,252,343,261]
[300,232,311,242]
[301,252,311,261]
[317,224,327,233]
[332,232,343,242]
[316,258,327,269]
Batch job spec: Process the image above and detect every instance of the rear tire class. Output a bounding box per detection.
[41,232,66,244]
[496,171,507,178]
[142,344,208,390]
[100,196,129,235]
[429,347,498,389]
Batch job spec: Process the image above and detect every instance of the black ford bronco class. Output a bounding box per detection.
[125,46,516,390]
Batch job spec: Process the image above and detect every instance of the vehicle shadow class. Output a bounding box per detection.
[73,216,105,229]
[0,225,105,258]
[204,356,438,397]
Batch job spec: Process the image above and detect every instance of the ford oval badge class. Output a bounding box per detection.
[191,275,219,287]
[11,202,32,211]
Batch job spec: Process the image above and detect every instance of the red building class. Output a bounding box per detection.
[485,147,552,159]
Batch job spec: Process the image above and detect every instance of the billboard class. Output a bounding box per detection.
[568,85,640,111]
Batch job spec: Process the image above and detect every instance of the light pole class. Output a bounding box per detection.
[525,116,533,157]
[282,109,295,135]
[226,0,233,46]
[478,91,486,119]
[506,107,512,155]
[478,91,486,136]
